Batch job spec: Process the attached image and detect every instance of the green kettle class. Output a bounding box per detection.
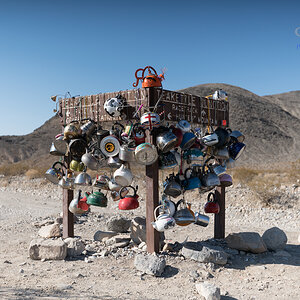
[87,190,108,207]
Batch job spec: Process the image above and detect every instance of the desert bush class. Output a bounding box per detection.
[25,169,41,179]
[0,162,30,176]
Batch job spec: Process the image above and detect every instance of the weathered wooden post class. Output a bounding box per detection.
[214,185,226,239]
[145,87,160,253]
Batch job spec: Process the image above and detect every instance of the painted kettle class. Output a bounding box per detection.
[87,190,108,207]
[133,65,164,88]
[69,190,86,214]
[118,186,139,210]
[151,205,176,232]
[204,192,220,214]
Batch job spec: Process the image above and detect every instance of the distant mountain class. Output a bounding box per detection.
[264,91,300,119]
[0,84,299,167]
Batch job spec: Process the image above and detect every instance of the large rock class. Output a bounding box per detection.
[28,238,67,260]
[262,227,287,251]
[195,282,221,300]
[130,217,165,246]
[64,237,85,257]
[106,216,131,233]
[38,223,61,238]
[134,253,166,276]
[225,232,267,253]
[94,230,118,241]
[182,242,228,265]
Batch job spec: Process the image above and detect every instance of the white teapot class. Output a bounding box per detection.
[151,205,176,232]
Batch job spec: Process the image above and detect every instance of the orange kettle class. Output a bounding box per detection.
[133,66,164,88]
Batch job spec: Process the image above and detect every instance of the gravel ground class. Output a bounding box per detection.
[0,176,299,300]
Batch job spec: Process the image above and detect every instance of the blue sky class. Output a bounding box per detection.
[0,0,299,135]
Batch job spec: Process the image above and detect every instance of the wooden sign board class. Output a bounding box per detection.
[58,88,229,127]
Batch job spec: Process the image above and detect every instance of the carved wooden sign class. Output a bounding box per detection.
[58,87,229,126]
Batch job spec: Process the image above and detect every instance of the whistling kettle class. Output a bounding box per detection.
[81,149,100,171]
[118,186,139,210]
[163,174,182,198]
[204,192,220,214]
[133,66,164,88]
[64,121,81,140]
[69,190,86,214]
[135,143,158,165]
[74,168,92,186]
[201,161,220,188]
[151,205,176,232]
[174,199,195,226]
[87,190,108,207]
[45,161,66,184]
[113,164,133,187]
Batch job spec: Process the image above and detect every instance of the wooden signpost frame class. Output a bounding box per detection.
[58,87,229,252]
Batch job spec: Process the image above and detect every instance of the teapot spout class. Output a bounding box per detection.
[151,222,158,230]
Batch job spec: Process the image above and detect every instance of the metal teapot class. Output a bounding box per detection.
[107,155,122,169]
[93,174,110,190]
[74,168,92,186]
[64,120,81,140]
[114,164,133,187]
[201,161,220,188]
[156,130,178,153]
[58,170,75,190]
[151,205,176,232]
[135,143,158,165]
[80,118,96,137]
[118,186,139,210]
[180,132,196,150]
[119,144,136,162]
[45,161,66,184]
[183,167,202,191]
[174,199,195,226]
[163,174,182,198]
[69,190,86,214]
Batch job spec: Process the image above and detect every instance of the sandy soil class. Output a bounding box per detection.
[0,176,299,300]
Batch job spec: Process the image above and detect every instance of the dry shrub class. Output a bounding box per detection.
[25,169,40,179]
[0,162,29,176]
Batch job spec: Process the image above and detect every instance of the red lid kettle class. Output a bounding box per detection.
[118,186,139,210]
[133,66,164,88]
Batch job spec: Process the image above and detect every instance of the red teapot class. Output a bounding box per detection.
[118,186,139,210]
[204,192,220,214]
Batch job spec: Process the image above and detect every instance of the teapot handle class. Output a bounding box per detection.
[52,161,67,171]
[184,167,193,179]
[207,192,216,202]
[133,68,145,87]
[119,185,136,199]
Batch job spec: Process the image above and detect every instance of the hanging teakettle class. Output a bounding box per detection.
[45,161,66,184]
[140,112,160,130]
[69,160,85,172]
[183,168,202,191]
[218,173,233,187]
[80,118,96,137]
[163,174,182,198]
[74,168,92,186]
[118,186,139,210]
[158,151,178,170]
[180,132,196,150]
[174,199,195,226]
[87,190,108,207]
[93,174,110,190]
[133,66,164,88]
[58,170,75,190]
[69,190,86,214]
[204,192,220,214]
[135,143,158,165]
[119,144,136,162]
[151,205,176,232]
[113,164,133,187]
[64,120,81,140]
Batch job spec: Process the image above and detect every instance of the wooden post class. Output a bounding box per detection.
[62,155,74,238]
[214,185,225,239]
[145,87,160,253]
[63,189,74,238]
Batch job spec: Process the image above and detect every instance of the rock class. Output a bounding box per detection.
[28,238,67,260]
[55,217,63,224]
[162,242,176,252]
[182,242,228,265]
[38,223,61,238]
[274,250,291,257]
[225,232,267,253]
[224,248,239,256]
[138,242,146,249]
[106,216,131,233]
[134,253,166,276]
[111,241,130,249]
[105,234,131,246]
[93,231,118,242]
[64,238,85,257]
[130,217,165,245]
[262,227,287,251]
[196,282,221,300]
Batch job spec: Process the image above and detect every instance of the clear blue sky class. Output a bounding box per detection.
[0,0,299,135]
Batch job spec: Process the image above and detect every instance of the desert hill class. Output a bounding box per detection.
[0,84,299,167]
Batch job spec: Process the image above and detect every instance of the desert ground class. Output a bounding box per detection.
[0,173,299,300]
